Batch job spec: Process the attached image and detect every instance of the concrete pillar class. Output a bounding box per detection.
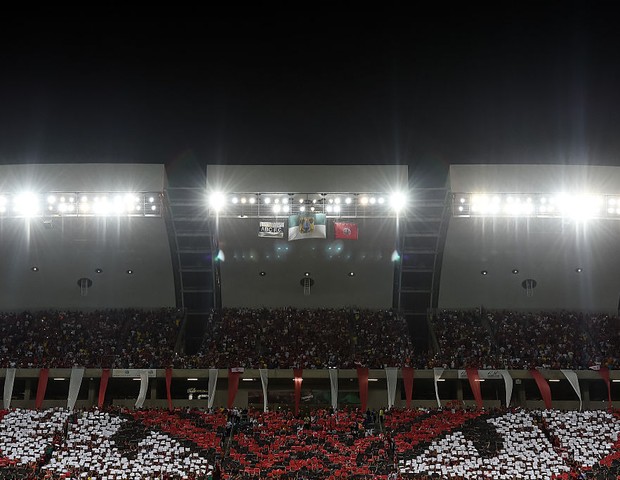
[582,380,591,410]
[456,381,464,402]
[24,378,32,401]
[88,378,96,404]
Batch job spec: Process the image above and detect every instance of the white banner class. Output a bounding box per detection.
[67,368,84,411]
[561,369,582,411]
[135,369,149,408]
[433,367,444,408]
[458,369,505,380]
[208,368,218,409]
[385,367,398,409]
[113,368,156,378]
[499,370,513,407]
[3,368,16,409]
[258,221,285,238]
[459,369,513,407]
[328,368,338,411]
[259,369,269,412]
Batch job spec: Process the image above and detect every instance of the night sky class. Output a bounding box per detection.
[1,2,619,184]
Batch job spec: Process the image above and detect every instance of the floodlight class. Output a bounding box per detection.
[14,192,40,216]
[273,205,281,213]
[345,197,352,204]
[377,197,385,204]
[335,198,341,204]
[249,197,256,204]
[326,205,333,213]
[334,205,340,213]
[310,206,315,212]
[148,196,155,203]
[299,198,304,204]
[360,197,369,205]
[300,206,305,212]
[282,205,290,213]
[81,196,88,203]
[390,192,407,212]
[369,197,376,204]
[263,197,271,204]
[240,197,247,204]
[274,198,280,204]
[47,195,56,204]
[209,192,226,212]
[282,198,289,205]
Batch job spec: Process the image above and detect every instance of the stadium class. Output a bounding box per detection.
[0,162,620,479]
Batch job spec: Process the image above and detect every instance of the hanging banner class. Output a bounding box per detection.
[499,370,513,408]
[67,368,84,411]
[135,369,149,408]
[98,369,110,409]
[402,367,414,409]
[433,368,444,408]
[328,368,338,411]
[334,222,358,240]
[561,369,582,411]
[258,221,285,238]
[530,369,552,409]
[385,367,398,409]
[357,367,369,412]
[288,213,327,240]
[259,369,269,413]
[3,368,16,409]
[112,368,156,378]
[35,368,49,409]
[228,368,241,408]
[165,368,173,412]
[293,368,303,415]
[466,368,483,409]
[458,369,512,407]
[208,368,218,409]
[598,367,612,409]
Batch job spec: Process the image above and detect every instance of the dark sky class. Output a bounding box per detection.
[1,2,619,184]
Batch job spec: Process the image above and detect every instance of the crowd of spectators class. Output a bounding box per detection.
[1,406,620,479]
[3,306,620,371]
[0,309,182,369]
[430,309,620,370]
[184,308,419,369]
[430,310,495,369]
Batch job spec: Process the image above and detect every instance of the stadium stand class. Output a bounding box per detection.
[4,164,620,479]
[0,406,619,478]
[0,309,182,369]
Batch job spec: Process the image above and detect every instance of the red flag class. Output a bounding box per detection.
[35,368,49,409]
[334,222,358,240]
